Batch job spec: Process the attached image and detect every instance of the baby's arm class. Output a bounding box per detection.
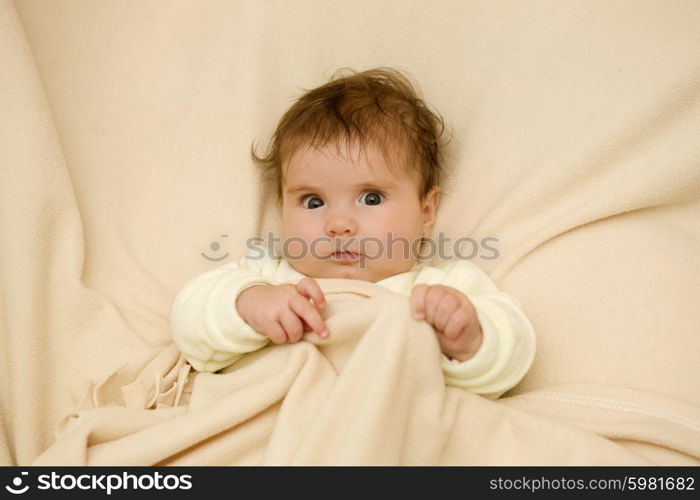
[171,250,330,372]
[170,251,280,372]
[410,260,536,399]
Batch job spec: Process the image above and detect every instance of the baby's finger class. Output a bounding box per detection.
[410,284,429,320]
[290,292,329,338]
[266,320,289,344]
[424,285,448,325]
[437,322,483,362]
[278,309,305,343]
[443,306,469,339]
[433,293,460,332]
[295,277,326,309]
[434,328,466,360]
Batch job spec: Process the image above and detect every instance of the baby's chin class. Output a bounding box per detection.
[291,260,407,283]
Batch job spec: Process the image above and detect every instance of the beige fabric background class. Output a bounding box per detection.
[2,0,699,464]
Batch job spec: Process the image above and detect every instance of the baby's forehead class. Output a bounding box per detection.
[282,140,410,179]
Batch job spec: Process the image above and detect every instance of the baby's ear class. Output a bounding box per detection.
[422,186,441,227]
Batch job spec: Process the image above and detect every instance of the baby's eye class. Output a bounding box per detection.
[301,195,324,209]
[359,190,384,206]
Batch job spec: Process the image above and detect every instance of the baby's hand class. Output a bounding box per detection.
[410,284,483,362]
[235,277,329,344]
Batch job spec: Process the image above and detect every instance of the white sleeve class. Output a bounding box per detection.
[414,260,536,399]
[170,248,281,372]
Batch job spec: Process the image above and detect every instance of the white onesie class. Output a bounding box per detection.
[171,248,536,399]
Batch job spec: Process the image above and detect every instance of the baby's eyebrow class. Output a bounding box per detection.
[285,186,320,194]
[353,181,397,192]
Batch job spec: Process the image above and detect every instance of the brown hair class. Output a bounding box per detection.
[251,67,449,202]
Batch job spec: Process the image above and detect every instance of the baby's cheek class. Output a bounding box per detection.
[284,238,307,260]
[287,256,318,275]
[359,238,383,259]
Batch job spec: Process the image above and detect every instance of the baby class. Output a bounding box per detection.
[171,68,535,399]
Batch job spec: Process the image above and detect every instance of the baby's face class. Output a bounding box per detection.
[281,141,439,283]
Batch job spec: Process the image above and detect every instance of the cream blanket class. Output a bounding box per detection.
[32,280,700,465]
[3,0,700,465]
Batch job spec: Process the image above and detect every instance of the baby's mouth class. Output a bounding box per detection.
[330,251,361,261]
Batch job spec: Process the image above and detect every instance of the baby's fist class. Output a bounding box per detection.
[410,284,483,361]
[235,277,329,344]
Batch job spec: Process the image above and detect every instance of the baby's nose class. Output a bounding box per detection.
[325,212,358,236]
